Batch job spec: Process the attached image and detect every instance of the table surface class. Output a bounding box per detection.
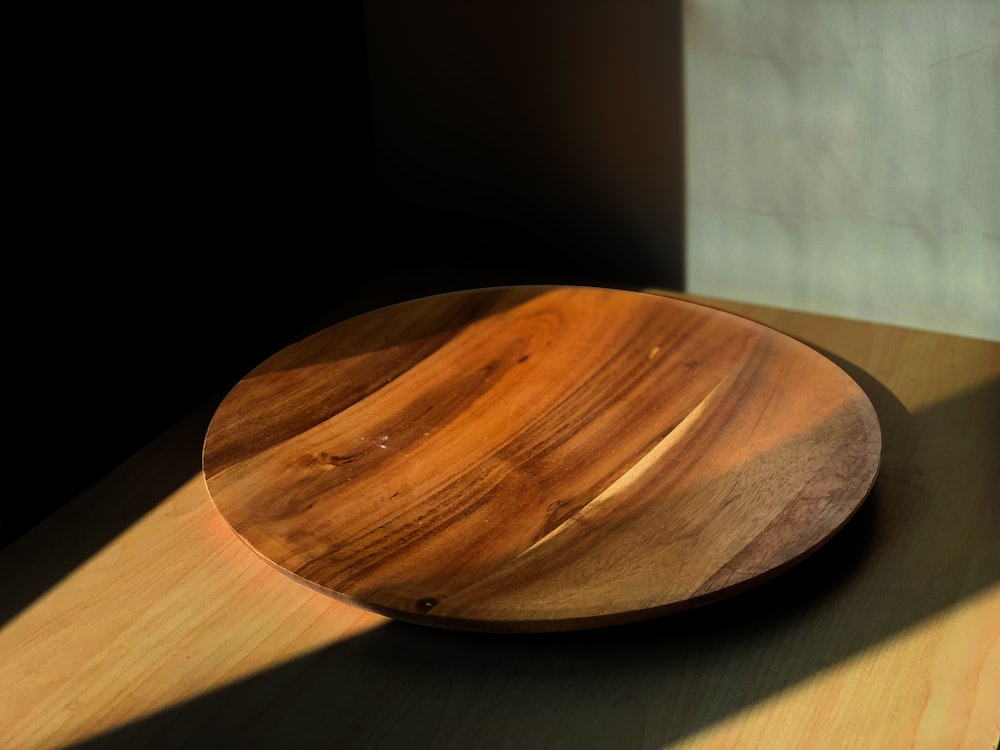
[2,290,998,750]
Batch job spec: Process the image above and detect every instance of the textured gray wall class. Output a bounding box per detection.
[685,0,1000,340]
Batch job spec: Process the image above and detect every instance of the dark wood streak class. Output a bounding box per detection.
[202,329,458,476]
[203,288,543,476]
[203,286,882,632]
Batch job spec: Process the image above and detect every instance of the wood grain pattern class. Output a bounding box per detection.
[202,286,881,631]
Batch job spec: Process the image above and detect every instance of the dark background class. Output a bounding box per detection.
[8,3,684,549]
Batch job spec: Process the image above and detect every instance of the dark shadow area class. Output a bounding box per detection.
[364,1,686,293]
[7,2,685,552]
[67,361,1000,747]
[6,8,380,549]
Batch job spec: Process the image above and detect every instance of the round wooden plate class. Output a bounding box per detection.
[203,286,881,633]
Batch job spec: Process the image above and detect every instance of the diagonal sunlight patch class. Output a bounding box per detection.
[0,469,389,750]
[665,581,1000,750]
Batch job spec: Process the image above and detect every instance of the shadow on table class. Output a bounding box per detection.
[67,359,1000,748]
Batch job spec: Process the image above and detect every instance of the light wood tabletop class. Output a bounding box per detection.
[2,290,997,749]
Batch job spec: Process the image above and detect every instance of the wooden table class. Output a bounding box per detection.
[2,291,997,749]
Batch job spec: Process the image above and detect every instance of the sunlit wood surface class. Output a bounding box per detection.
[1,292,997,749]
[203,286,881,632]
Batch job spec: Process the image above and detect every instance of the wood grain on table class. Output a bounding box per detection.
[1,292,997,749]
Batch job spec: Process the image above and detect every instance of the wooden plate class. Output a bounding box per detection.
[202,286,881,632]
